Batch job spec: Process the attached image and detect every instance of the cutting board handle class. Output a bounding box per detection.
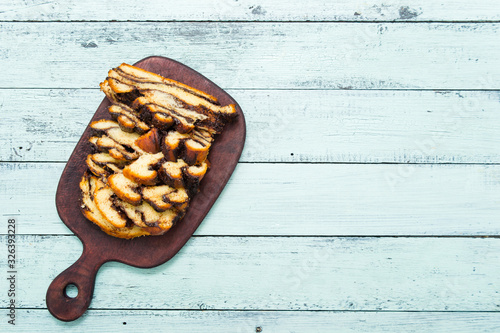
[46,246,105,321]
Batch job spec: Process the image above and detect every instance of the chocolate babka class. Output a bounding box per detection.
[80,63,237,239]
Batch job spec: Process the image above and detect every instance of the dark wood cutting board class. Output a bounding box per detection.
[46,56,246,321]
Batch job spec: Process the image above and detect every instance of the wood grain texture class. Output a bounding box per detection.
[2,235,500,311]
[2,0,500,22]
[2,4,499,329]
[2,89,500,163]
[1,23,499,89]
[2,163,500,236]
[1,309,500,333]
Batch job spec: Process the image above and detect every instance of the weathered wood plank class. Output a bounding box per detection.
[1,235,499,311]
[1,23,499,89]
[2,309,500,332]
[2,0,500,22]
[2,89,500,163]
[2,163,500,236]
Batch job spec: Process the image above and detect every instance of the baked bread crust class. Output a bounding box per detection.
[135,128,161,154]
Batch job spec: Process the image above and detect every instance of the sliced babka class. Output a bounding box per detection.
[79,63,237,239]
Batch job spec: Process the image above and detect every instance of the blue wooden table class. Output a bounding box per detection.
[1,1,500,331]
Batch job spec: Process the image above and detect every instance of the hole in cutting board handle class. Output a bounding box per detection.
[46,249,105,321]
[65,283,79,298]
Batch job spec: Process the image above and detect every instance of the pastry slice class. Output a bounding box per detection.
[108,172,142,205]
[107,66,235,116]
[108,104,150,134]
[162,128,213,165]
[90,120,144,160]
[116,63,219,103]
[101,64,237,134]
[86,153,127,177]
[131,96,201,134]
[79,172,150,239]
[122,152,164,185]
[114,200,184,235]
[142,185,189,211]
[159,159,209,195]
[108,171,190,210]
[82,173,182,236]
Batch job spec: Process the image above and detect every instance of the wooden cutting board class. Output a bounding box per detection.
[46,56,246,322]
